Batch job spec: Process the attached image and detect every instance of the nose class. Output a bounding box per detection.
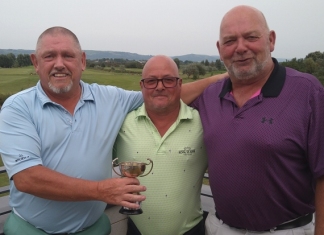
[54,56,65,70]
[235,38,248,54]
[155,79,165,90]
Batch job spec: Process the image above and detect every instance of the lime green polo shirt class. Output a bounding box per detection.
[113,100,207,235]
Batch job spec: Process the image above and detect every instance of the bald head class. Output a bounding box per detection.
[142,55,179,78]
[36,26,82,54]
[219,5,270,41]
[140,55,182,116]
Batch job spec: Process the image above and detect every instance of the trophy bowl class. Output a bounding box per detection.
[118,161,150,178]
[112,158,153,215]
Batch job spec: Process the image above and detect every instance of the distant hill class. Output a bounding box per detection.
[84,50,154,60]
[0,49,219,62]
[0,49,34,56]
[0,49,288,62]
[172,54,219,62]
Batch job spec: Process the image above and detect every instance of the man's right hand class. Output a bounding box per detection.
[97,177,147,209]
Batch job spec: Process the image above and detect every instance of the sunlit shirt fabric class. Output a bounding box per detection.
[0,81,143,233]
[191,58,324,231]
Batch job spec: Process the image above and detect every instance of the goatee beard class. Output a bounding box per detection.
[48,81,73,94]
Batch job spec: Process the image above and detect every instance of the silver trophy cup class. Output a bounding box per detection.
[112,158,153,215]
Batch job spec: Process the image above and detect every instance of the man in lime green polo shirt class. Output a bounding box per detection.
[113,55,207,235]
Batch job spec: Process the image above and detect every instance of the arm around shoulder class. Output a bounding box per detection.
[181,72,228,104]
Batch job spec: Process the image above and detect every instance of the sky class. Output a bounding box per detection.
[1,0,323,60]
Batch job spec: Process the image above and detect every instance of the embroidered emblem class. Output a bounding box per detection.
[15,154,30,162]
[178,147,196,155]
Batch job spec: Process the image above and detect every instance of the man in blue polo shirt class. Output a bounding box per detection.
[0,26,227,235]
[0,26,146,235]
[192,5,324,235]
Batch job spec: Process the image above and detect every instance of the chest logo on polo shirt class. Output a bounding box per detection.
[178,147,195,155]
[261,117,274,124]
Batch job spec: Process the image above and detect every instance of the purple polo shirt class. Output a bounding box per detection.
[191,58,324,231]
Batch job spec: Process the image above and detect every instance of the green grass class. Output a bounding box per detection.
[0,66,143,95]
[0,67,38,95]
[0,66,224,96]
[0,67,224,188]
[82,69,142,91]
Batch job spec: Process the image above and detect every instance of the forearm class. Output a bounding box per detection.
[13,165,146,208]
[13,165,99,201]
[315,175,324,234]
[181,72,228,104]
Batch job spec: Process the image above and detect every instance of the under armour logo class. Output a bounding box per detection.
[261,117,274,124]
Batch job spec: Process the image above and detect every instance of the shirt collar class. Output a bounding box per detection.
[219,58,286,98]
[36,80,95,107]
[135,99,193,121]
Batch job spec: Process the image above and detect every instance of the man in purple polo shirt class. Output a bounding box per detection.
[191,5,324,235]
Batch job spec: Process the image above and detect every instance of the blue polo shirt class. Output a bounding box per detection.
[0,81,142,233]
[192,58,324,231]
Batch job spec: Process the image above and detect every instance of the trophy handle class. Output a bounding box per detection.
[112,158,123,177]
[140,158,153,177]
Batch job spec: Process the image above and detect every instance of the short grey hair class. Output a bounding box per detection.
[35,26,82,53]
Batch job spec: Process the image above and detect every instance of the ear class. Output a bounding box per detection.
[30,54,39,73]
[178,78,183,87]
[216,41,223,61]
[81,52,86,71]
[269,30,276,52]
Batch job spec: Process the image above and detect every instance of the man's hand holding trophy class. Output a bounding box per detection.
[112,158,153,215]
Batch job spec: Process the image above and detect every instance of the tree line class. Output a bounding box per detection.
[280,51,324,84]
[85,51,324,83]
[1,51,323,85]
[0,53,32,68]
[179,51,324,82]
[86,57,226,79]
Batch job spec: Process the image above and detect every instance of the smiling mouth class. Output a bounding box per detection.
[236,58,250,62]
[52,73,68,77]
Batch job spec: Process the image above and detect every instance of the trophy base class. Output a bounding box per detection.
[119,207,143,215]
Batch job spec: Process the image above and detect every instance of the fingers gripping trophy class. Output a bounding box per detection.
[112,158,153,215]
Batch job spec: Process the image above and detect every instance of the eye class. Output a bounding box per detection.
[145,79,157,85]
[163,78,175,83]
[223,39,235,45]
[247,36,259,41]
